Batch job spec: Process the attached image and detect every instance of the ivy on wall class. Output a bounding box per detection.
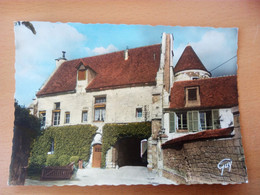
[28,124,97,177]
[101,122,151,168]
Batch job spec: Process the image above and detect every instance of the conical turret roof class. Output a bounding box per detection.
[174,45,209,74]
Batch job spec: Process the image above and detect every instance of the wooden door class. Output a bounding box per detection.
[92,144,102,168]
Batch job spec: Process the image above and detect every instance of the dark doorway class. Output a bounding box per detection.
[115,137,147,167]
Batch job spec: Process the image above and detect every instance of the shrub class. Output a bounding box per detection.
[28,124,97,177]
[58,155,70,166]
[46,154,58,166]
[70,156,80,164]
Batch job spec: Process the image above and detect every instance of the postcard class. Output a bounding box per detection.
[9,22,247,185]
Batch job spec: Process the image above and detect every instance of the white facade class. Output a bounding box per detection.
[37,85,155,129]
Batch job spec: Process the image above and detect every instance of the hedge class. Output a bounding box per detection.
[28,124,97,176]
[101,122,151,168]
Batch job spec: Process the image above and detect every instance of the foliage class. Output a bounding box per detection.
[14,100,41,137]
[46,154,58,167]
[70,156,80,164]
[101,122,151,167]
[9,101,41,184]
[58,155,70,166]
[15,21,36,34]
[28,124,97,176]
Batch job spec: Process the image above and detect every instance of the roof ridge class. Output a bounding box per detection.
[66,43,162,62]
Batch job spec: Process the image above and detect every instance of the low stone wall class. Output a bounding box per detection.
[163,137,248,184]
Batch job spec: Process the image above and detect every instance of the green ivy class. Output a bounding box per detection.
[101,122,151,168]
[28,124,97,176]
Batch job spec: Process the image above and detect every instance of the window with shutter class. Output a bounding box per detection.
[187,111,199,132]
[212,109,220,129]
[169,112,176,133]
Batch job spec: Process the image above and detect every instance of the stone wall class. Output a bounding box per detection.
[163,137,248,184]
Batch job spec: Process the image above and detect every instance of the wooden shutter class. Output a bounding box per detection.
[78,70,86,80]
[169,113,175,133]
[212,109,220,129]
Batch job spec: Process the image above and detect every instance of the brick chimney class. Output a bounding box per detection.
[124,46,129,60]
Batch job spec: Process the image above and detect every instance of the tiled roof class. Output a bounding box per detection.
[169,75,238,110]
[174,45,209,74]
[162,127,234,149]
[37,44,161,96]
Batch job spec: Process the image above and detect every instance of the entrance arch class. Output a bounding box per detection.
[115,137,147,167]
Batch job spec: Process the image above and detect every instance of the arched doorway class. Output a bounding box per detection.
[92,144,102,168]
[115,137,147,167]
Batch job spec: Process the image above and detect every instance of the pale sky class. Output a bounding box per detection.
[14,22,238,106]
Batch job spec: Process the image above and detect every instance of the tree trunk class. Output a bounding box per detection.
[9,126,31,185]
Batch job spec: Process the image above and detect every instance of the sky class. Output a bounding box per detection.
[14,22,238,106]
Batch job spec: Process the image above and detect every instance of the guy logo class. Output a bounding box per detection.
[217,158,232,176]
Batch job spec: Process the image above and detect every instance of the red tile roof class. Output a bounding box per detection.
[169,75,238,110]
[161,127,234,149]
[37,44,161,96]
[174,45,210,74]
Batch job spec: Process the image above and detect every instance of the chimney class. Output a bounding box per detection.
[124,46,129,60]
[55,51,67,68]
[62,51,66,59]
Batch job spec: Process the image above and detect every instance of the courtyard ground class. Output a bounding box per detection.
[25,166,176,186]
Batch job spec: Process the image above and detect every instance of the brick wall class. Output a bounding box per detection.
[163,137,248,184]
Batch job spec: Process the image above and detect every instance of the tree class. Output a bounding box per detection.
[15,21,36,34]
[9,101,41,185]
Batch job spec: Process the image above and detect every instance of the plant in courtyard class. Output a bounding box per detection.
[58,155,70,166]
[70,156,80,164]
[46,154,58,166]
[28,124,97,177]
[101,122,151,168]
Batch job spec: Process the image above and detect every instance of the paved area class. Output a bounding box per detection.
[25,166,176,186]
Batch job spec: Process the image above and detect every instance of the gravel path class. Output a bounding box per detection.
[25,166,176,186]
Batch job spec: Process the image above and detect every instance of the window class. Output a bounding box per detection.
[39,111,46,129]
[95,97,106,104]
[185,87,200,107]
[52,111,60,126]
[94,96,106,121]
[54,102,60,110]
[48,138,54,155]
[176,112,187,130]
[199,112,206,130]
[78,70,86,80]
[82,111,88,122]
[65,112,70,124]
[136,108,142,118]
[169,112,176,133]
[188,88,197,101]
[94,107,105,121]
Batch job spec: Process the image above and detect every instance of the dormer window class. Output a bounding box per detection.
[185,86,200,107]
[77,64,86,81]
[188,88,197,101]
[78,70,86,80]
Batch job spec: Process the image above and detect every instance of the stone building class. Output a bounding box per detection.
[147,45,247,184]
[31,33,174,168]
